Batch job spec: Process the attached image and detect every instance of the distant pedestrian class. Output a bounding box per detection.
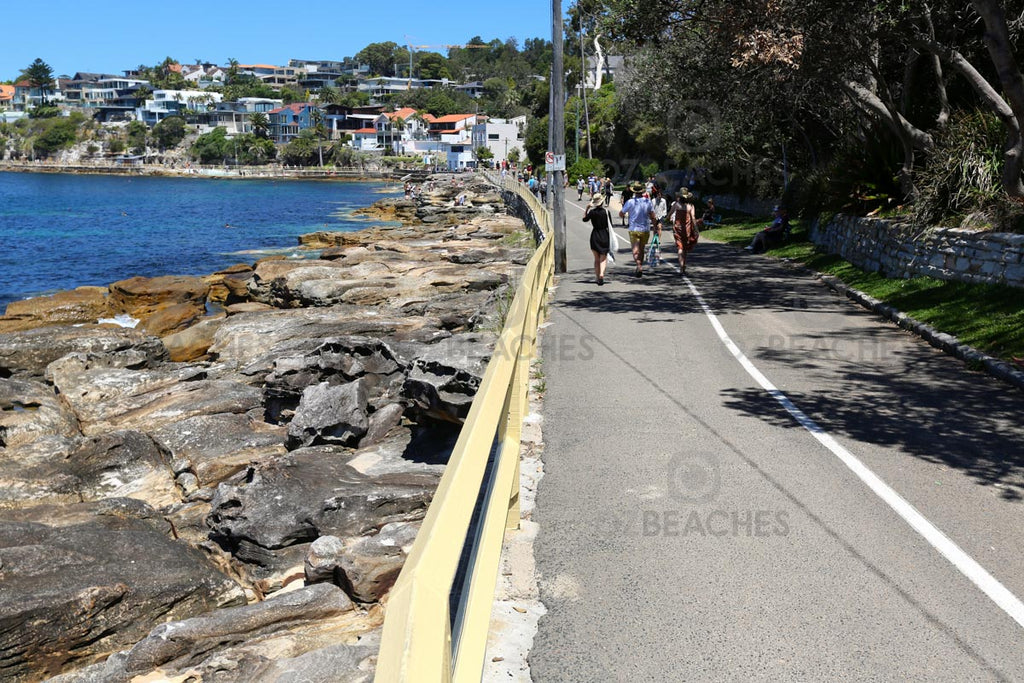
[603,177,613,207]
[670,189,700,275]
[651,187,668,265]
[577,177,586,200]
[584,193,612,285]
[619,186,633,227]
[619,182,658,278]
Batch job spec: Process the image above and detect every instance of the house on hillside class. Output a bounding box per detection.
[471,115,526,165]
[240,64,304,89]
[135,90,223,126]
[268,102,321,143]
[12,80,64,111]
[211,97,283,134]
[0,84,14,110]
[401,113,480,170]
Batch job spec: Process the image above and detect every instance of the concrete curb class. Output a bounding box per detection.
[814,272,1024,392]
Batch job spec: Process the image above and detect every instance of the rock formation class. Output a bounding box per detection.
[0,174,528,682]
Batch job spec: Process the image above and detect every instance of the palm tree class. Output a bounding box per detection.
[309,107,325,167]
[250,111,269,139]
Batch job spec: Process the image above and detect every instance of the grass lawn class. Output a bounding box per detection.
[701,213,1024,364]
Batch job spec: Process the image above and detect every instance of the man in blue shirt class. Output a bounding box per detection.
[619,182,658,277]
[745,205,790,254]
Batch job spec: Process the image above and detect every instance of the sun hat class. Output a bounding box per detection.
[630,181,644,192]
[678,188,694,201]
[589,193,604,207]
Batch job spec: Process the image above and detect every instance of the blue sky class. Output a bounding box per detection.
[3,0,567,80]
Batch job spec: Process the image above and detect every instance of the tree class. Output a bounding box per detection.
[191,127,230,163]
[32,117,77,156]
[416,52,451,80]
[310,107,326,166]
[127,121,148,155]
[356,42,401,77]
[152,116,187,150]
[249,111,270,139]
[474,145,494,166]
[19,58,55,105]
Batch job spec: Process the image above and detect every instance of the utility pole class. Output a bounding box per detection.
[552,0,566,273]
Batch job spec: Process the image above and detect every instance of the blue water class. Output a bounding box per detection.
[0,172,400,307]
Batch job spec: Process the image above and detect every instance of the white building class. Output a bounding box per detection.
[135,90,223,125]
[471,115,526,165]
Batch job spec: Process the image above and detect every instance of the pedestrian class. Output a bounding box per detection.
[670,189,700,275]
[619,185,633,227]
[619,181,658,278]
[651,187,668,265]
[583,193,612,286]
[577,177,586,200]
[745,205,789,253]
[603,177,613,207]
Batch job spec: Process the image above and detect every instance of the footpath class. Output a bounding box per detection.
[516,194,1024,680]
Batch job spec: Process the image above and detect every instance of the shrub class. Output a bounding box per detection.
[568,157,607,183]
[912,110,1022,230]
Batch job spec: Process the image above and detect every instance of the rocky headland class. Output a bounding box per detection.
[0,175,531,682]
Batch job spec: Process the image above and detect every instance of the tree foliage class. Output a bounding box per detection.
[152,116,187,149]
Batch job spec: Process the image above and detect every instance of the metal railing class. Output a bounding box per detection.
[375,172,554,682]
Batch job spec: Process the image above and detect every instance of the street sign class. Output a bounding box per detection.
[545,152,566,171]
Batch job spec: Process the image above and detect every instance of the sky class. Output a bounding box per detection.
[2,0,569,80]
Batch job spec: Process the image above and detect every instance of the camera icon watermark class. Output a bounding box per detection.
[666,451,721,504]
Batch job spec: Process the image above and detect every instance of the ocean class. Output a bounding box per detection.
[0,171,400,308]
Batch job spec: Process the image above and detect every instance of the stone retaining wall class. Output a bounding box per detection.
[811,214,1024,288]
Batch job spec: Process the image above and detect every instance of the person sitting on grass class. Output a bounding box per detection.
[745,205,790,254]
[702,196,719,226]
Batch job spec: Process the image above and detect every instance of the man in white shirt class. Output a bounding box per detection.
[619,182,658,277]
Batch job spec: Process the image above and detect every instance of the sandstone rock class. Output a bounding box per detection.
[207,449,436,577]
[403,332,495,423]
[205,264,254,304]
[108,275,210,319]
[0,287,110,333]
[0,376,79,448]
[151,413,287,488]
[49,363,263,437]
[0,499,245,682]
[305,522,420,603]
[0,325,167,378]
[138,302,205,337]
[338,521,421,603]
[363,403,405,446]
[287,381,369,449]
[160,315,225,362]
[0,430,177,511]
[263,336,407,422]
[122,583,354,673]
[226,302,276,315]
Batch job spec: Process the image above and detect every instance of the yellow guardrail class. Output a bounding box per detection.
[375,172,554,682]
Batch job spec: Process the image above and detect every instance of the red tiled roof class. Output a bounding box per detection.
[386,107,418,121]
[351,128,377,134]
[431,114,475,123]
[0,85,14,100]
[268,102,314,114]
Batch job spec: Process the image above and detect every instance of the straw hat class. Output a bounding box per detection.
[589,193,604,208]
[629,181,644,193]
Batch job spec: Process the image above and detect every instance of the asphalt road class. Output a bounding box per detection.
[530,195,1024,681]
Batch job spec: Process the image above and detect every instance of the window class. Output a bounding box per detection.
[488,134,499,140]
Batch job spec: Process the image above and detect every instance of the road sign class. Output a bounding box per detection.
[545,152,566,171]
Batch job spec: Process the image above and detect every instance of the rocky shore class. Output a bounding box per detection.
[0,175,530,682]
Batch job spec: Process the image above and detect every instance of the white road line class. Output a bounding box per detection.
[684,275,1024,630]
